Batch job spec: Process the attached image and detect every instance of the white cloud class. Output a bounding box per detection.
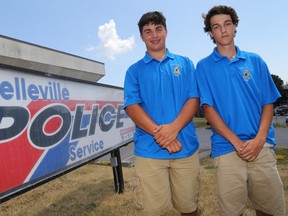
[87,19,135,60]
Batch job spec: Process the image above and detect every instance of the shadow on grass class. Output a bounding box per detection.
[34,179,115,216]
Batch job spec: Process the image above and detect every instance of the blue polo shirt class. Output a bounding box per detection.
[196,46,281,157]
[124,49,199,159]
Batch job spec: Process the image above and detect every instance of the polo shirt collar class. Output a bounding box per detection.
[211,46,246,62]
[143,49,174,64]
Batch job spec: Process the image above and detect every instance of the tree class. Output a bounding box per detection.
[271,74,285,105]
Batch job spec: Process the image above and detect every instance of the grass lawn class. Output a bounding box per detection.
[1,148,287,216]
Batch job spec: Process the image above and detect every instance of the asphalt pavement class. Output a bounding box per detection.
[98,126,287,166]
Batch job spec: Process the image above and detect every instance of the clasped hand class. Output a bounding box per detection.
[235,138,264,162]
[153,124,182,154]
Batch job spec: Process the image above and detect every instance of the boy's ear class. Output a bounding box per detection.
[209,31,214,38]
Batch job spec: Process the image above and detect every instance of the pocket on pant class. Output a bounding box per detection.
[266,147,277,165]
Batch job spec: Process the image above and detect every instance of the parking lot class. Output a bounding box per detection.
[274,104,288,116]
[98,118,287,165]
[273,115,288,126]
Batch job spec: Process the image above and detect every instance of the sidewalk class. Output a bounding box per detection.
[197,127,288,152]
[99,127,287,166]
[274,128,288,148]
[197,127,288,160]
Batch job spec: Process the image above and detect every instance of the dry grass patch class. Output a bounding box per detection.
[1,148,287,216]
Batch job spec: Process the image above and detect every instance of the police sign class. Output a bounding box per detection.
[0,68,135,201]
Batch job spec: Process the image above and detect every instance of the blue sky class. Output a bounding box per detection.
[1,0,288,87]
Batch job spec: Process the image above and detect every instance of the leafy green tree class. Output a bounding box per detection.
[271,74,285,105]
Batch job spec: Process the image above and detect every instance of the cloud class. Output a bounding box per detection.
[87,19,135,60]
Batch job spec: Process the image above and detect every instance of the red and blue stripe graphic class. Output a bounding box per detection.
[0,99,127,194]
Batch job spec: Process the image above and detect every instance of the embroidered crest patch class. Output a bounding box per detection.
[243,69,250,80]
[173,66,181,75]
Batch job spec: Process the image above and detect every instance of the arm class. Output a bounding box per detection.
[202,104,244,152]
[154,98,199,147]
[238,104,274,161]
[125,104,158,135]
[125,104,182,153]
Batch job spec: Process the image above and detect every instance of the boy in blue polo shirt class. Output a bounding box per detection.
[196,5,285,216]
[124,11,200,216]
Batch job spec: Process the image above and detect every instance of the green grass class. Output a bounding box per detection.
[274,122,288,128]
[275,148,288,165]
[193,117,207,128]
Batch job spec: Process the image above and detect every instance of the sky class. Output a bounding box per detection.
[1,0,288,87]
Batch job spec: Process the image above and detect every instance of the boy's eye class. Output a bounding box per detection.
[156,26,163,31]
[143,30,151,35]
[225,21,232,26]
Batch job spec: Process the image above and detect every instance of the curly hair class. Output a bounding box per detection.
[202,5,239,43]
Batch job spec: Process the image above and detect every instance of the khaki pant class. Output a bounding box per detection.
[214,146,285,216]
[133,152,200,216]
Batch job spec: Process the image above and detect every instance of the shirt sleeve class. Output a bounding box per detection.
[188,59,199,99]
[195,61,214,107]
[123,64,143,109]
[258,56,281,105]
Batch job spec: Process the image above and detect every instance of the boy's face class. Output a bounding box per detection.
[141,23,167,53]
[209,14,236,46]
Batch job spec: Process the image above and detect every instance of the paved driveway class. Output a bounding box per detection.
[97,127,287,164]
[196,127,288,158]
